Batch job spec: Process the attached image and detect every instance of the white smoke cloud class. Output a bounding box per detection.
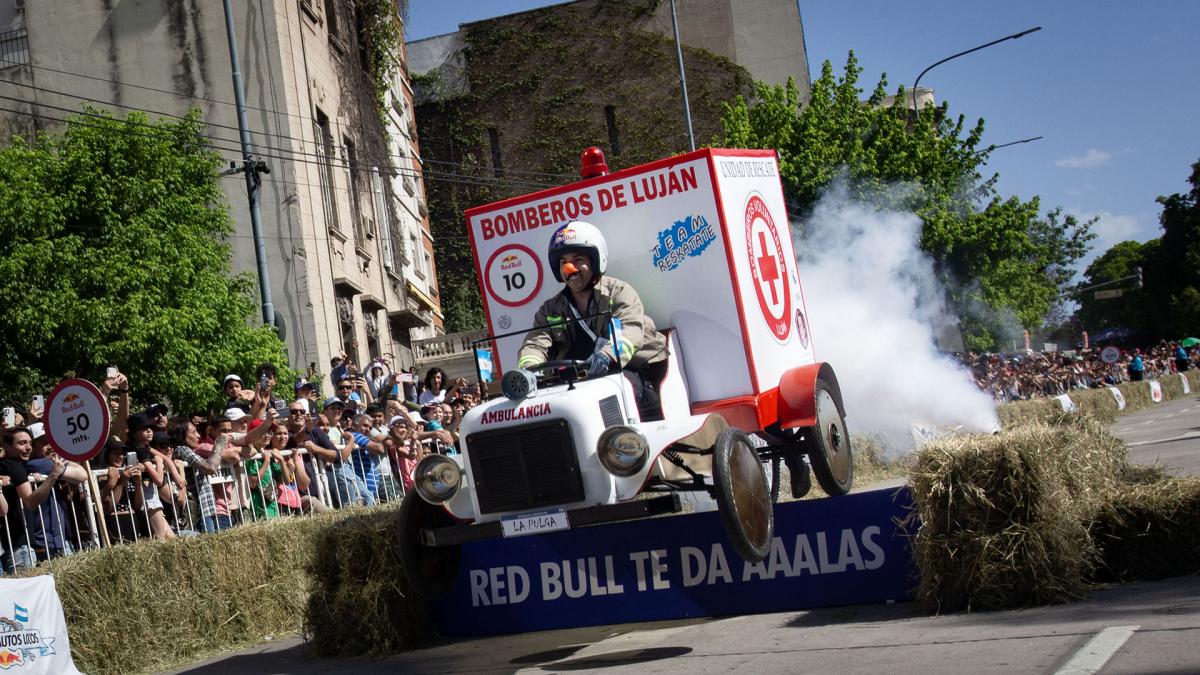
[795,183,1000,458]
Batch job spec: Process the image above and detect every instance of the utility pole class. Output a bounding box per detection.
[222,0,274,328]
[668,0,695,151]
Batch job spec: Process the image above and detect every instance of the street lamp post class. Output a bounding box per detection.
[975,135,1044,155]
[911,27,1042,116]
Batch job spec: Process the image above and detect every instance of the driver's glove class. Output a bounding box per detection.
[586,338,613,377]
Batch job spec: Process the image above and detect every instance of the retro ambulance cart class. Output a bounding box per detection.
[399,147,853,599]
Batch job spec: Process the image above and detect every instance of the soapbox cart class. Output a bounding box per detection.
[398,148,853,599]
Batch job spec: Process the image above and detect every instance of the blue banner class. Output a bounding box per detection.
[431,487,914,636]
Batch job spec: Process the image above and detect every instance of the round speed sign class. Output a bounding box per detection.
[45,378,111,462]
[1100,346,1122,365]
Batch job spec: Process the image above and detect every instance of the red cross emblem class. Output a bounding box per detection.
[744,195,791,342]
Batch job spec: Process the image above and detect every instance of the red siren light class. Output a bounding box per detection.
[580,146,609,179]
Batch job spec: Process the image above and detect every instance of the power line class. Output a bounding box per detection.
[2,56,582,181]
[0,97,560,194]
[0,73,580,182]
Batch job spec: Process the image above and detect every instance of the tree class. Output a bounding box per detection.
[720,54,1094,350]
[1074,240,1148,333]
[0,109,289,413]
[1151,160,1200,337]
[1075,159,1200,341]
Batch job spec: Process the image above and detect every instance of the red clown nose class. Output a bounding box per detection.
[561,261,579,277]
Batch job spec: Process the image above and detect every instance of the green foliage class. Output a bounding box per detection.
[720,54,1094,350]
[354,0,403,112]
[0,109,288,412]
[1075,240,1147,332]
[1077,159,1200,340]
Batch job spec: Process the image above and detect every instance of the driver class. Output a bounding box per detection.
[517,220,668,420]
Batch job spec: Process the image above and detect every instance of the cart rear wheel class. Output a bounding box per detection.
[396,492,462,601]
[712,428,774,562]
[804,379,853,496]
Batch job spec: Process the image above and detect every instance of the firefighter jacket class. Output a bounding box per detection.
[517,276,668,371]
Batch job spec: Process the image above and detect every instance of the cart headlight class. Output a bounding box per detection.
[501,369,537,401]
[414,455,462,503]
[597,426,649,477]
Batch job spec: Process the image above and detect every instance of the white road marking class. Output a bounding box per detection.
[1055,625,1139,674]
[1127,430,1200,447]
[1115,427,1132,433]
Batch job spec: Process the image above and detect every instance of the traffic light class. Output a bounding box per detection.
[1134,266,1143,290]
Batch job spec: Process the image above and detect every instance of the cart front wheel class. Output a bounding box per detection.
[712,427,774,562]
[396,492,462,601]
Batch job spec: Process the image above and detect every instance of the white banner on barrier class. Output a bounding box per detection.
[1180,373,1191,395]
[1054,394,1077,412]
[1108,387,1126,411]
[0,576,81,674]
[1149,380,1163,403]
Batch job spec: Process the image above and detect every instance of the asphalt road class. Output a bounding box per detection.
[163,399,1200,675]
[172,576,1200,675]
[1111,394,1200,476]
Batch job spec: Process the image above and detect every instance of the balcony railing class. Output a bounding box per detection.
[0,28,29,68]
[412,330,486,363]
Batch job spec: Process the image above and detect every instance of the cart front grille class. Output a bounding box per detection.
[466,419,585,514]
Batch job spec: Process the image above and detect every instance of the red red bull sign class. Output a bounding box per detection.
[45,378,110,462]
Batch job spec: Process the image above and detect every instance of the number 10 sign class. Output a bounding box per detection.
[45,378,111,462]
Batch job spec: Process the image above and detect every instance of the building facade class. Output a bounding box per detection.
[0,0,441,393]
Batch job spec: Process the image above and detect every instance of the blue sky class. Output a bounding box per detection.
[406,1,1200,273]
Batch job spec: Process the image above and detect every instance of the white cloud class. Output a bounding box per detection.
[1068,209,1156,270]
[1055,148,1112,169]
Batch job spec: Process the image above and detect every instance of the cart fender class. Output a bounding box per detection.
[777,362,845,429]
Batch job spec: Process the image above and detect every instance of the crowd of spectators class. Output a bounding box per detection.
[961,340,1197,403]
[0,357,485,574]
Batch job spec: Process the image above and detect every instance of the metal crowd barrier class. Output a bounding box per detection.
[0,439,414,573]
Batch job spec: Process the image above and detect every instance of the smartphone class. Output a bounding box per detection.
[258,373,270,393]
[32,395,43,410]
[107,366,118,379]
[1,407,13,427]
[125,451,138,468]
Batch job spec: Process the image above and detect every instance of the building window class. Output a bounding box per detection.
[410,231,425,279]
[488,127,503,178]
[344,137,367,246]
[605,105,621,156]
[363,308,381,361]
[335,290,357,364]
[314,109,340,232]
[323,0,338,36]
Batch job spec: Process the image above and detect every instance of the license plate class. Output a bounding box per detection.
[501,507,569,538]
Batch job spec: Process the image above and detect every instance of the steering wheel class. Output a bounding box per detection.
[527,360,587,378]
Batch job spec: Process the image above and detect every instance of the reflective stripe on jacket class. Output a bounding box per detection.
[517,276,668,370]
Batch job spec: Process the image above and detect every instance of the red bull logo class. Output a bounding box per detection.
[60,391,84,414]
[500,254,522,270]
[552,227,576,246]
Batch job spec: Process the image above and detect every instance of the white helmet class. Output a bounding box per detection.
[548,220,608,283]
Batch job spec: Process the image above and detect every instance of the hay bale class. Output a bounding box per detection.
[1091,478,1200,581]
[907,415,1127,612]
[36,510,356,675]
[304,505,433,657]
